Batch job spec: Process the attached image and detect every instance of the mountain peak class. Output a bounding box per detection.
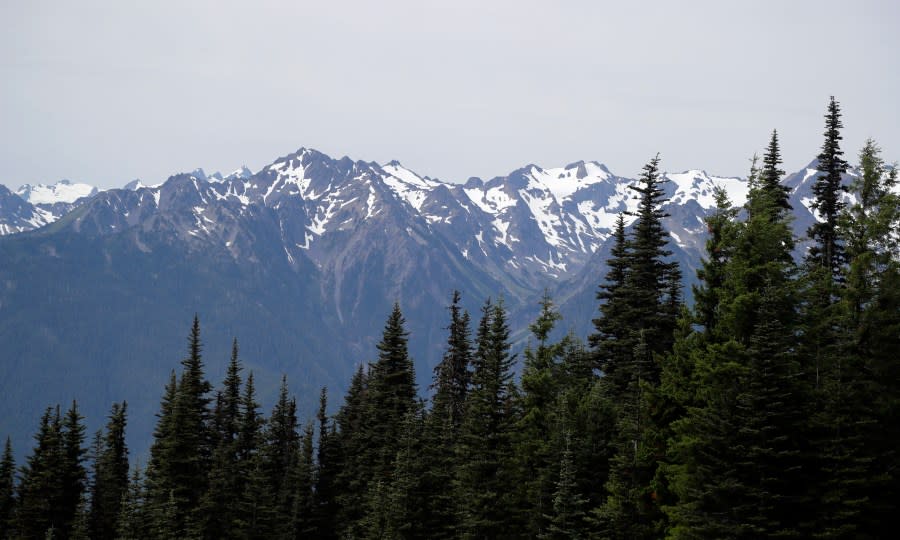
[16,179,99,205]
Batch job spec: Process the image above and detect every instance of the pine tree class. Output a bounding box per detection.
[196,339,247,538]
[665,135,807,537]
[543,433,588,540]
[808,96,849,278]
[291,422,316,537]
[456,298,520,538]
[115,464,146,540]
[838,139,900,537]
[590,213,632,390]
[0,437,15,538]
[16,407,61,537]
[355,303,418,534]
[627,155,682,358]
[144,316,213,537]
[516,292,567,537]
[312,387,339,539]
[262,376,300,537]
[144,370,178,537]
[334,365,369,538]
[384,405,428,539]
[59,401,88,539]
[421,290,473,538]
[759,130,792,214]
[595,333,664,539]
[170,315,213,532]
[589,155,681,537]
[367,302,418,481]
[88,402,129,540]
[431,290,473,434]
[235,371,266,538]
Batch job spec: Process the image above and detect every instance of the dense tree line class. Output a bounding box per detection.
[1,98,897,539]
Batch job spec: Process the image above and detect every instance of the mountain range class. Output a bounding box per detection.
[0,146,842,457]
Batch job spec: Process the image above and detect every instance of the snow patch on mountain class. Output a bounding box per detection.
[17,180,98,205]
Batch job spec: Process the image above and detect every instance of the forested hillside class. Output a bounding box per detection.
[1,98,897,539]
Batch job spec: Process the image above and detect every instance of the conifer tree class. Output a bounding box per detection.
[16,407,62,538]
[313,387,339,539]
[625,155,682,361]
[88,402,129,540]
[262,376,300,537]
[590,214,631,388]
[145,316,213,537]
[235,371,266,537]
[516,292,567,537]
[543,433,588,540]
[383,404,428,540]
[334,365,369,538]
[837,139,900,536]
[665,135,808,537]
[57,401,88,539]
[456,298,520,538]
[0,437,15,538]
[144,370,178,538]
[291,422,316,537]
[595,333,664,539]
[420,290,473,538]
[196,339,244,539]
[431,290,473,434]
[115,464,146,540]
[367,302,417,482]
[808,96,849,278]
[759,130,792,214]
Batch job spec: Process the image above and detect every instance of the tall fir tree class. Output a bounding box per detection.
[589,155,682,537]
[144,370,178,538]
[196,339,244,539]
[88,402,129,540]
[516,292,567,537]
[262,376,300,538]
[16,406,62,538]
[0,437,15,538]
[590,213,632,390]
[115,464,146,540]
[421,290,473,538]
[665,134,808,537]
[58,401,88,539]
[455,298,520,539]
[543,433,588,540]
[313,387,339,540]
[333,365,369,538]
[170,315,213,535]
[758,129,792,214]
[808,96,849,278]
[291,422,316,537]
[837,139,900,537]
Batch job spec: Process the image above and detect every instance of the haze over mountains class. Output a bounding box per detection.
[0,146,842,456]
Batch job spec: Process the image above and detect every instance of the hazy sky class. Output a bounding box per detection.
[2,0,898,189]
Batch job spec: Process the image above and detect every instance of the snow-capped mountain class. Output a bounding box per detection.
[0,184,55,235]
[0,179,100,234]
[16,179,98,205]
[0,145,852,458]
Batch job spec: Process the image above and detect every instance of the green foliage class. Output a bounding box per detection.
[455,298,520,539]
[88,402,129,540]
[0,437,15,538]
[9,111,900,539]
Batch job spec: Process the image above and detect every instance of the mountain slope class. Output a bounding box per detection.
[0,147,854,458]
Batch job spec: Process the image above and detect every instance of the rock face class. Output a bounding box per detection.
[0,147,836,456]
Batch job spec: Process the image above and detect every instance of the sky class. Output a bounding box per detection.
[2,0,898,190]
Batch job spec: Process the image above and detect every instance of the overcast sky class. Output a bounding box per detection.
[2,1,898,190]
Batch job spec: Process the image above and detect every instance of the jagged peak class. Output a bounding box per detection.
[463,177,484,189]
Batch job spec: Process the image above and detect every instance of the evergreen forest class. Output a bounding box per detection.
[1,98,898,539]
